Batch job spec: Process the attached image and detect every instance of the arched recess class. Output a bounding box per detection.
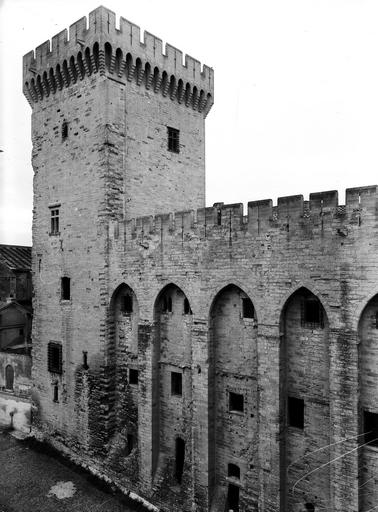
[152,284,193,483]
[208,284,258,509]
[105,42,112,72]
[279,287,330,512]
[106,284,140,469]
[357,294,378,511]
[114,48,123,76]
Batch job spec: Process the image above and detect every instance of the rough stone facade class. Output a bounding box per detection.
[23,6,378,512]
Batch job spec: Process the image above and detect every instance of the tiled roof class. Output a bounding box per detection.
[0,245,32,271]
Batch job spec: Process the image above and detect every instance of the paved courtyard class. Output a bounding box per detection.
[0,430,141,512]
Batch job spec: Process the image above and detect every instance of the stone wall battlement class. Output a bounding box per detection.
[115,185,378,242]
[22,5,214,115]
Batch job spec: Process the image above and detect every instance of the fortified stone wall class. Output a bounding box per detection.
[103,187,378,512]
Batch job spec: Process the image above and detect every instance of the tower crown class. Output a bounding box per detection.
[23,5,214,115]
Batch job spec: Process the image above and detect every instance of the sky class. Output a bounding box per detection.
[1,0,378,246]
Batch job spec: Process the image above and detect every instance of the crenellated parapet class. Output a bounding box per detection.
[114,185,378,243]
[22,5,214,115]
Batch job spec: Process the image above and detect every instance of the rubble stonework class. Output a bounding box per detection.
[24,6,378,512]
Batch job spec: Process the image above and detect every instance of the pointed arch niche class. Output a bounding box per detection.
[208,284,258,508]
[279,287,330,512]
[107,283,140,460]
[358,294,378,512]
[152,284,193,480]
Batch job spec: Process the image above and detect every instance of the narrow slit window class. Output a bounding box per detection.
[82,351,89,370]
[48,342,62,374]
[61,277,70,300]
[364,410,378,447]
[167,127,180,153]
[175,438,185,484]
[129,368,139,385]
[53,383,59,402]
[171,372,182,396]
[242,298,254,319]
[62,121,68,140]
[288,396,304,429]
[126,433,134,455]
[229,392,244,413]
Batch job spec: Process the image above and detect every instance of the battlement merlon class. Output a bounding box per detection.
[118,185,378,240]
[22,5,214,105]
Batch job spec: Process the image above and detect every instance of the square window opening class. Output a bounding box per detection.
[288,396,304,429]
[171,371,182,396]
[61,277,70,300]
[229,392,244,413]
[168,127,180,153]
[364,410,378,447]
[228,463,240,479]
[129,368,139,385]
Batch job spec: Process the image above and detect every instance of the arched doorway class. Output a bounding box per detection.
[279,287,330,511]
[5,365,14,391]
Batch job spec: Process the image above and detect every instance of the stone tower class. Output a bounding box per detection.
[23,1,213,486]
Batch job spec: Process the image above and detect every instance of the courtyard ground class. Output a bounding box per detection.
[0,429,144,512]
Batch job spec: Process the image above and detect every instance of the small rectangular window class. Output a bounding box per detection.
[171,372,182,396]
[50,208,60,235]
[167,127,180,153]
[242,298,254,319]
[288,396,304,429]
[61,277,70,300]
[48,342,62,374]
[364,410,378,447]
[129,368,139,385]
[228,463,240,479]
[229,392,244,413]
[122,294,133,314]
[301,296,323,328]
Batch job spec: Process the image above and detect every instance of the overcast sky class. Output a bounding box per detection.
[1,0,378,246]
